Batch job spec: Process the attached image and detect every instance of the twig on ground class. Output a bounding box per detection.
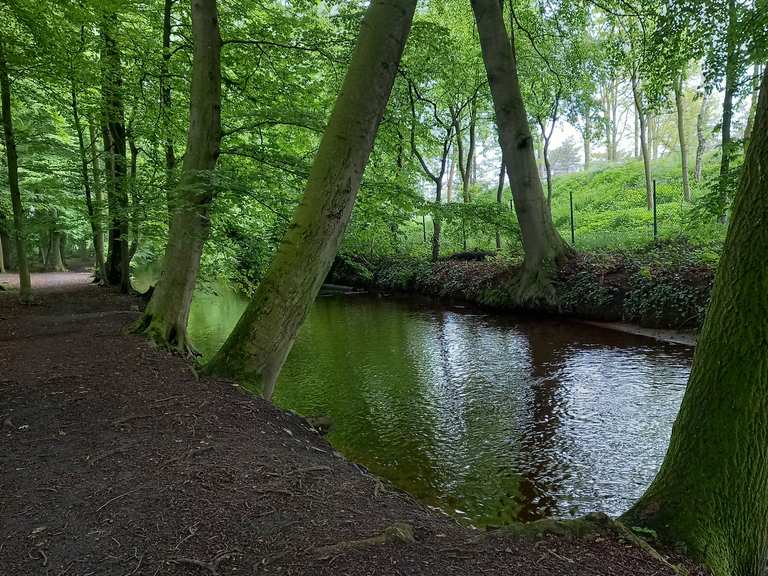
[96,487,142,513]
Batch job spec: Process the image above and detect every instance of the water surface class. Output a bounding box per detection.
[184,283,692,525]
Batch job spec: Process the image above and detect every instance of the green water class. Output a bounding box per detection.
[135,271,692,525]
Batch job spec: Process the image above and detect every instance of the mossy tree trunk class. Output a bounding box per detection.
[470,0,571,302]
[133,0,221,353]
[45,229,66,272]
[0,40,31,303]
[622,67,768,576]
[205,0,417,399]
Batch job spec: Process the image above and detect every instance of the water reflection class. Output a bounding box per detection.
[179,284,691,525]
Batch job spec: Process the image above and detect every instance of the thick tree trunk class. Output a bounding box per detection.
[632,72,654,211]
[45,230,66,272]
[72,86,106,278]
[694,93,709,183]
[102,16,130,292]
[133,0,221,352]
[470,0,571,302]
[204,0,417,399]
[674,76,692,202]
[0,41,31,303]
[623,67,768,576]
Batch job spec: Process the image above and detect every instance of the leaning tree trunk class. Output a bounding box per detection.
[204,0,418,400]
[470,0,571,302]
[0,41,31,303]
[674,75,691,202]
[632,72,654,211]
[622,67,768,576]
[133,0,221,353]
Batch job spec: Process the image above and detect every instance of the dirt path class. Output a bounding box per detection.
[0,274,700,575]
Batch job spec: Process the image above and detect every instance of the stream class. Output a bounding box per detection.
[139,274,692,526]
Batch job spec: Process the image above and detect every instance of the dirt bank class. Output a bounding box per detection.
[0,274,702,575]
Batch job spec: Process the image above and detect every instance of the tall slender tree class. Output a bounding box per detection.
[205,0,418,399]
[133,0,221,352]
[623,66,768,576]
[470,0,571,302]
[0,40,31,303]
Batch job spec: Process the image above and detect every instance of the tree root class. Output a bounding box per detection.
[313,522,415,557]
[170,549,241,576]
[129,312,199,358]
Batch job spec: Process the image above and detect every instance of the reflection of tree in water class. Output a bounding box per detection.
[513,324,573,521]
[276,296,446,503]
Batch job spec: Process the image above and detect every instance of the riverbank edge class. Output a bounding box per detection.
[0,274,706,575]
[330,247,712,343]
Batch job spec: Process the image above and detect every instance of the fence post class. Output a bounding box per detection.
[652,179,658,241]
[569,188,575,246]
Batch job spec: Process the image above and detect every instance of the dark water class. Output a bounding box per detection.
[182,282,692,526]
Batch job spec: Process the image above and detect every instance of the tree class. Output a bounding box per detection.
[673,75,692,201]
[204,0,418,399]
[470,0,571,302]
[0,40,32,303]
[623,66,768,576]
[133,0,222,352]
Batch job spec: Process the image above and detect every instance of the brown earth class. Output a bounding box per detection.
[0,273,704,575]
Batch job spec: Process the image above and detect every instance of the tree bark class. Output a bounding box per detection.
[133,0,221,352]
[72,86,106,278]
[204,0,417,399]
[161,0,177,220]
[584,114,591,171]
[470,0,571,302]
[446,155,455,203]
[496,160,505,250]
[744,64,762,148]
[718,0,738,223]
[694,92,709,183]
[632,71,654,211]
[45,229,66,272]
[0,211,10,270]
[0,40,31,303]
[674,75,692,202]
[87,120,106,279]
[622,67,768,576]
[101,16,131,292]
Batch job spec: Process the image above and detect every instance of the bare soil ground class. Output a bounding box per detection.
[0,273,703,575]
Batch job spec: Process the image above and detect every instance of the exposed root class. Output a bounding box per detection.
[170,549,241,575]
[314,522,415,557]
[129,312,199,358]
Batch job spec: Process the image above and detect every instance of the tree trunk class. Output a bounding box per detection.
[632,72,654,211]
[0,41,31,303]
[718,0,738,223]
[161,0,177,219]
[674,75,692,202]
[634,104,639,159]
[88,120,106,279]
[102,16,130,293]
[432,181,442,262]
[446,155,455,203]
[584,114,591,171]
[496,160,505,250]
[45,229,66,272]
[622,67,768,576]
[463,97,477,203]
[72,86,106,278]
[128,134,140,260]
[0,230,4,273]
[744,64,762,148]
[133,0,221,352]
[470,0,571,302]
[204,0,417,399]
[0,212,11,270]
[694,93,709,183]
